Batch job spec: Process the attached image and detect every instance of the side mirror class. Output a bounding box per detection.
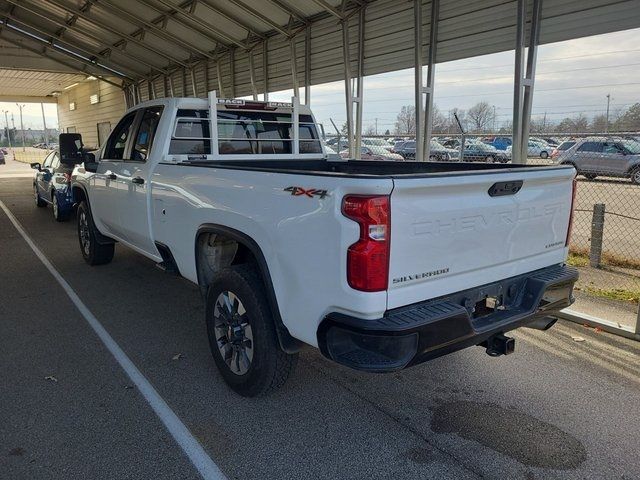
[30,162,41,171]
[59,133,84,166]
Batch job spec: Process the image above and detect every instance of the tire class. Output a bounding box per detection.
[540,151,549,159]
[205,264,298,397]
[77,201,114,265]
[34,184,46,207]
[584,173,597,181]
[630,167,640,185]
[485,155,495,163]
[52,192,70,222]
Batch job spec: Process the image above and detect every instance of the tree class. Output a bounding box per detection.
[364,124,376,136]
[613,103,640,132]
[431,104,448,134]
[394,105,416,135]
[384,129,390,136]
[467,101,495,132]
[556,113,589,133]
[590,114,608,133]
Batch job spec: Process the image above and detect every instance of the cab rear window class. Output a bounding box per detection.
[169,109,322,155]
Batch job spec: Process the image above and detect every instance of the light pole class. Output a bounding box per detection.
[40,103,48,147]
[2,110,13,151]
[605,94,611,134]
[16,104,26,151]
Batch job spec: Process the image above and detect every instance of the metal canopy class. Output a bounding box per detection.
[1,0,639,161]
[0,0,638,96]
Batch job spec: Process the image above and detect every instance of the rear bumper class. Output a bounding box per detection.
[318,264,577,372]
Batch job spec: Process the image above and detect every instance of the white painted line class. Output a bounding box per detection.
[0,199,227,480]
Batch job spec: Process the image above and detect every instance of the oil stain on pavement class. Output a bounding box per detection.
[430,401,587,469]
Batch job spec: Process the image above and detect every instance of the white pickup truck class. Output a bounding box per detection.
[62,93,578,397]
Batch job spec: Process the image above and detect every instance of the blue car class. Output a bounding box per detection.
[31,150,75,222]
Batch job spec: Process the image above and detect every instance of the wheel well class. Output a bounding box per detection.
[73,186,86,204]
[195,232,257,293]
[194,227,303,354]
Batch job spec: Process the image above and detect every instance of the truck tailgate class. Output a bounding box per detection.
[387,167,575,309]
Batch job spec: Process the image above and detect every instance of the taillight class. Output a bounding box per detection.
[566,178,577,246]
[342,195,390,292]
[63,173,72,184]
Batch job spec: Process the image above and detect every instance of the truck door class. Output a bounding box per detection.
[91,110,139,236]
[111,106,163,255]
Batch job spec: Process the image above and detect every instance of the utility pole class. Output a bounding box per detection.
[3,110,13,150]
[375,118,378,135]
[542,111,547,133]
[40,103,48,146]
[16,104,26,151]
[492,105,496,132]
[605,94,611,134]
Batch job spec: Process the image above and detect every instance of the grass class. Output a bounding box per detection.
[568,246,640,271]
[582,286,640,304]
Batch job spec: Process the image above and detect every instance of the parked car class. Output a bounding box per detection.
[67,94,577,397]
[362,138,393,151]
[461,142,509,163]
[394,140,454,161]
[340,145,403,161]
[551,140,577,159]
[505,141,551,159]
[31,150,75,221]
[555,137,640,183]
[482,136,512,151]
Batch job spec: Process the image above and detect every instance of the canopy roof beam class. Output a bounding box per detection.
[43,0,189,68]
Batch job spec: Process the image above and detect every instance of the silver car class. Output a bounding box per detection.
[555,137,640,184]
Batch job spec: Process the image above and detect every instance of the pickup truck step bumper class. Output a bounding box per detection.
[318,264,577,372]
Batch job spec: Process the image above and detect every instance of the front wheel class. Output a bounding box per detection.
[631,167,640,185]
[540,151,549,159]
[52,193,70,222]
[206,264,298,397]
[77,201,114,265]
[485,155,495,163]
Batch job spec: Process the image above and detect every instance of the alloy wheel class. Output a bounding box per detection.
[79,211,91,256]
[213,291,253,375]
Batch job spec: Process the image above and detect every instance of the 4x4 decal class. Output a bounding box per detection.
[284,186,329,199]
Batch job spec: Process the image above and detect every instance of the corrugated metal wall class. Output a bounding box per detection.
[57,80,126,149]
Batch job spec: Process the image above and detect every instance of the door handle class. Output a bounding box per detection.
[131,176,145,185]
[107,172,117,180]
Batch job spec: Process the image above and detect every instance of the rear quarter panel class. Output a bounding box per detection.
[150,164,393,347]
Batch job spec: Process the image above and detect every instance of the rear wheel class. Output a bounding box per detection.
[540,151,549,159]
[77,201,114,265]
[52,193,69,222]
[630,167,640,185]
[34,184,46,207]
[485,155,495,163]
[206,264,298,397]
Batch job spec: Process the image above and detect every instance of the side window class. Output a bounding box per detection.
[42,151,55,168]
[104,112,137,160]
[577,142,603,153]
[131,106,163,162]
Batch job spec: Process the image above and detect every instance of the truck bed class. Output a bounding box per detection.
[174,159,569,178]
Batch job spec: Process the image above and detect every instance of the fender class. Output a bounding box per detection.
[71,183,115,246]
[196,224,304,354]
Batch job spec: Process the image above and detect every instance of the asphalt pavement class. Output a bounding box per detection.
[1,176,640,480]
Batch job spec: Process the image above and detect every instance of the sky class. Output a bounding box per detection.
[1,27,638,134]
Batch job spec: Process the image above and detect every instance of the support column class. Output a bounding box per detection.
[422,0,439,161]
[414,0,425,161]
[263,39,269,101]
[229,48,236,98]
[354,6,365,160]
[342,19,354,158]
[290,36,300,99]
[305,25,311,105]
[512,0,526,164]
[519,0,542,162]
[248,49,259,101]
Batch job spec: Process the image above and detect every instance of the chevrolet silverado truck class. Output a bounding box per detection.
[62,92,578,397]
